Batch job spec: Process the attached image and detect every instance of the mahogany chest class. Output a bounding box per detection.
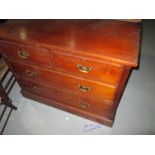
[0,20,141,126]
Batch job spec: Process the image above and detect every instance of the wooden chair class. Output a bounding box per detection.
[0,56,17,134]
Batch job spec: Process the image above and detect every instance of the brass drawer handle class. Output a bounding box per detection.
[78,85,91,92]
[79,102,90,109]
[18,50,29,59]
[77,64,91,73]
[33,86,41,93]
[26,70,37,78]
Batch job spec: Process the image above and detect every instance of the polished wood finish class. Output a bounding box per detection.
[22,90,113,126]
[110,66,131,120]
[53,51,123,85]
[1,42,51,67]
[18,77,112,116]
[0,20,141,67]
[0,20,141,126]
[8,60,116,103]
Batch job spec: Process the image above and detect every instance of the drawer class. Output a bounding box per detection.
[0,42,51,67]
[53,52,122,85]
[18,77,112,117]
[9,61,116,103]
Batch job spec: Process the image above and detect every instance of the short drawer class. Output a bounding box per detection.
[9,61,116,103]
[53,52,122,85]
[0,42,51,67]
[19,77,112,117]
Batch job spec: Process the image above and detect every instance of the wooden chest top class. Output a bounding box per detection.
[0,20,141,67]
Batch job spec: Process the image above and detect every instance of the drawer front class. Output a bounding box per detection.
[0,42,51,66]
[18,77,112,116]
[9,61,116,103]
[53,52,122,85]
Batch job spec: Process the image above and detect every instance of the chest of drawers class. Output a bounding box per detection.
[0,20,141,126]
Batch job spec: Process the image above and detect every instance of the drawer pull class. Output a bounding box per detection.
[77,64,91,73]
[26,70,37,78]
[33,86,41,93]
[78,85,91,92]
[79,102,90,109]
[18,50,29,59]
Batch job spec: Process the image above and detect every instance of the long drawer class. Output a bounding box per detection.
[1,42,51,67]
[8,61,116,103]
[53,51,123,85]
[18,77,112,117]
